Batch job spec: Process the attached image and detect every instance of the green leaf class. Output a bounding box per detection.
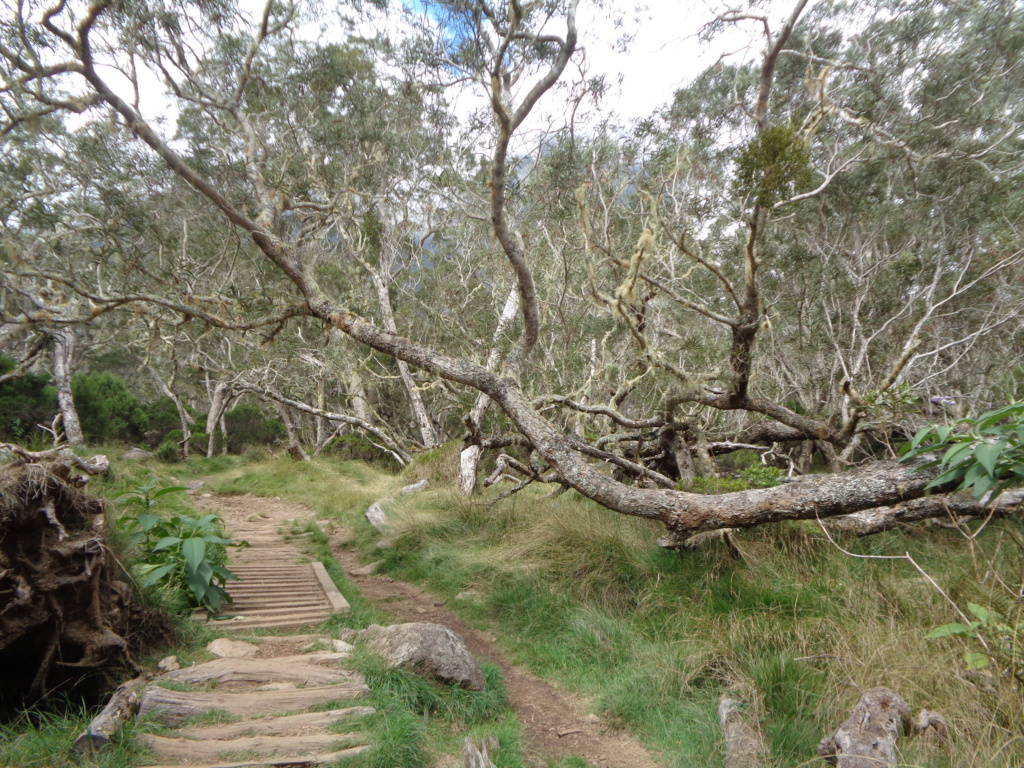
[185,570,210,603]
[151,486,189,499]
[926,622,975,639]
[181,537,206,572]
[968,603,992,623]
[135,513,160,533]
[974,443,1002,476]
[211,565,238,583]
[965,652,990,670]
[139,563,175,587]
[152,536,181,551]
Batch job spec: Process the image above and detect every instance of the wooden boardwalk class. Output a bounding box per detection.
[133,502,364,767]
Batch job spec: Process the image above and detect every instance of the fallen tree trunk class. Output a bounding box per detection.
[823,490,1024,536]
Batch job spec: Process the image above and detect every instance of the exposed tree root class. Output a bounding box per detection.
[0,449,172,712]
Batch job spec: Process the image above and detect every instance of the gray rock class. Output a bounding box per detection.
[362,622,485,690]
[123,447,155,460]
[401,478,429,494]
[206,638,258,658]
[365,502,387,530]
[454,590,483,603]
[350,560,383,577]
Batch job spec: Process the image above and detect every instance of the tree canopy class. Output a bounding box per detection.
[1,0,1022,539]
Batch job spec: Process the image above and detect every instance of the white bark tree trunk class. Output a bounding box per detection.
[205,382,231,459]
[147,365,193,458]
[52,328,84,446]
[459,288,520,495]
[276,402,310,461]
[363,261,437,449]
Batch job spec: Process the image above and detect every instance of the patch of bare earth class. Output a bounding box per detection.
[194,491,659,768]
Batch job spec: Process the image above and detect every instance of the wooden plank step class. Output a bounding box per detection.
[218,606,330,619]
[228,600,328,611]
[178,706,375,740]
[139,744,369,768]
[215,615,333,632]
[164,658,355,687]
[139,682,370,725]
[140,731,367,761]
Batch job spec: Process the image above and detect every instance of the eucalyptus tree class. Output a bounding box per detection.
[2,0,1022,541]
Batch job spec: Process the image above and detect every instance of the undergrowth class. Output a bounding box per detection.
[221,454,1024,767]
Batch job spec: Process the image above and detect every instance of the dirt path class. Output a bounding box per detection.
[194,491,661,768]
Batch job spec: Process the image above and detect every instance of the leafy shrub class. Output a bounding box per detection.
[72,371,148,443]
[224,404,286,453]
[740,464,783,488]
[323,432,401,471]
[154,440,181,463]
[116,479,238,612]
[902,401,1024,502]
[140,397,185,444]
[0,355,57,440]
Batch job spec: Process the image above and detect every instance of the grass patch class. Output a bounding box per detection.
[0,706,150,768]
[218,456,1024,768]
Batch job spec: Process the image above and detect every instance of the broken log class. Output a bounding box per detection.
[818,687,911,768]
[139,731,367,761]
[178,706,375,740]
[463,735,499,768]
[72,675,148,754]
[718,693,768,768]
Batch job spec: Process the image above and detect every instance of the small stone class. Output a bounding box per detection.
[351,560,383,577]
[455,590,482,602]
[336,628,360,643]
[201,493,212,498]
[157,655,180,672]
[206,638,259,658]
[376,537,396,549]
[401,479,429,494]
[365,502,387,530]
[123,447,155,461]
[584,714,601,724]
[332,639,355,653]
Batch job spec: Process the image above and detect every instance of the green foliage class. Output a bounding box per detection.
[223,403,286,453]
[739,464,783,488]
[323,433,400,471]
[901,401,1024,503]
[732,124,814,208]
[71,371,148,443]
[115,479,238,612]
[140,397,187,443]
[679,475,750,494]
[154,439,181,463]
[861,382,919,420]
[927,602,1024,686]
[0,706,148,768]
[0,354,56,440]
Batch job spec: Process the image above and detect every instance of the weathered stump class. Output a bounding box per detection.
[818,687,911,768]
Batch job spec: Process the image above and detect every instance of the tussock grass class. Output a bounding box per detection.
[0,706,150,768]
[93,451,1024,767]
[308,461,1024,768]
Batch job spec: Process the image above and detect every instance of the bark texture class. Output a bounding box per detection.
[51,327,84,445]
[818,687,910,768]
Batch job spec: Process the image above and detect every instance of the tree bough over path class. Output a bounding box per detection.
[2,0,1023,537]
